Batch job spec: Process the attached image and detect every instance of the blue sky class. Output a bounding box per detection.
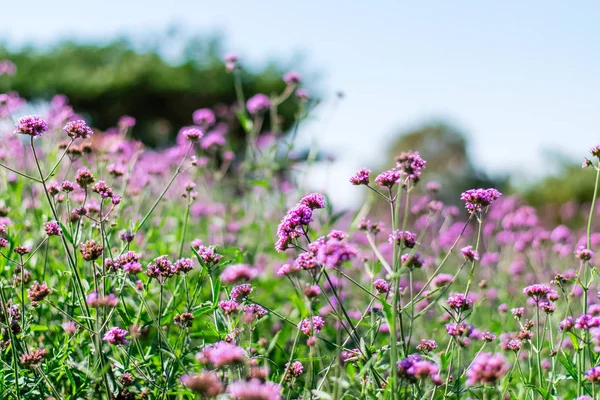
[2,1,599,205]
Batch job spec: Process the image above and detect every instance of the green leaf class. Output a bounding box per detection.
[192,304,213,316]
[381,301,393,323]
[59,222,74,244]
[250,179,270,189]
[29,324,48,332]
[212,278,221,305]
[558,353,578,379]
[236,110,253,133]
[567,332,580,351]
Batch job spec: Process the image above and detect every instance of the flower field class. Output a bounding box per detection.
[1,56,600,400]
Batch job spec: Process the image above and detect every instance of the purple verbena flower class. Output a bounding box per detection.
[349,168,370,185]
[64,120,93,139]
[460,188,502,214]
[247,94,271,115]
[103,327,128,345]
[15,115,48,137]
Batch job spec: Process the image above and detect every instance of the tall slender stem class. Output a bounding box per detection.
[158,283,164,377]
[178,195,192,259]
[464,218,483,297]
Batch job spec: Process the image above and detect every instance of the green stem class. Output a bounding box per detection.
[178,195,192,259]
[0,161,42,183]
[0,286,22,400]
[464,219,483,297]
[535,304,543,388]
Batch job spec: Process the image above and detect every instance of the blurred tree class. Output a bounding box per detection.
[521,162,596,207]
[388,121,508,203]
[0,37,300,149]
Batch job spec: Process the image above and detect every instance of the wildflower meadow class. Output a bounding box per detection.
[1,55,600,400]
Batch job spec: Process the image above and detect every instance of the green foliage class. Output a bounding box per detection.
[521,162,597,207]
[0,38,299,148]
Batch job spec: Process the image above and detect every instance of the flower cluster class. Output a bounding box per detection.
[460,188,502,214]
[395,151,427,184]
[64,120,93,139]
[275,193,325,252]
[103,327,128,345]
[15,115,48,137]
[466,352,509,385]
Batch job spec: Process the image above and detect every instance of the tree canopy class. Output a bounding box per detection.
[0,38,299,148]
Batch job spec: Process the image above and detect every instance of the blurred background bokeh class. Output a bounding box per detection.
[1,0,599,209]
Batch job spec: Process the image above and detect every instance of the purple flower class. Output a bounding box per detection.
[296,88,309,100]
[174,258,194,274]
[44,221,62,236]
[220,264,259,284]
[15,115,48,137]
[460,188,502,214]
[374,279,389,293]
[575,314,600,330]
[511,308,524,318]
[299,316,325,335]
[0,60,16,76]
[505,340,522,351]
[314,237,358,269]
[179,371,224,397]
[91,181,114,199]
[146,255,176,282]
[427,182,440,193]
[466,352,509,385]
[275,203,314,252]
[585,366,600,383]
[103,327,128,345]
[218,300,240,315]
[416,339,438,353]
[401,253,423,269]
[118,115,136,129]
[192,108,216,127]
[389,230,416,248]
[447,292,473,311]
[181,127,203,142]
[201,132,226,149]
[64,120,93,139]
[406,360,439,380]
[247,94,271,115]
[283,71,302,85]
[86,292,119,308]
[559,317,574,332]
[224,53,239,71]
[349,168,370,185]
[523,284,552,300]
[550,225,571,243]
[431,274,453,288]
[231,284,253,302]
[195,246,222,266]
[242,304,267,323]
[375,169,402,188]
[396,151,426,183]
[299,193,326,209]
[285,361,304,378]
[575,246,594,261]
[75,168,95,188]
[445,322,468,337]
[197,341,246,367]
[397,354,422,380]
[226,379,282,400]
